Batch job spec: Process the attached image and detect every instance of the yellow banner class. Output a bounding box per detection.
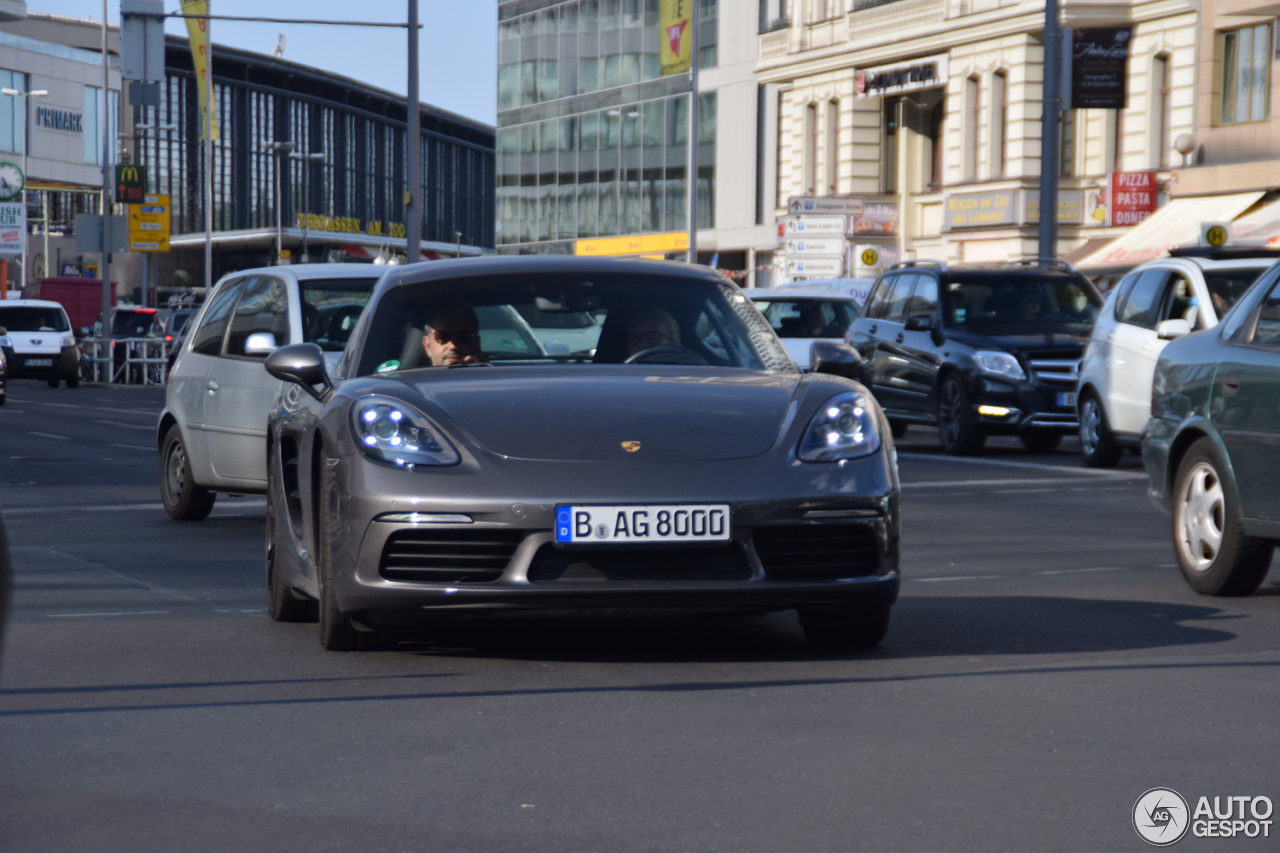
[575,231,689,257]
[181,0,218,140]
[658,0,694,77]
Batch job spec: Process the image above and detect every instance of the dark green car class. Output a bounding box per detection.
[1144,261,1280,595]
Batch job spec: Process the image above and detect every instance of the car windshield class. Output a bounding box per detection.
[1204,268,1268,316]
[112,311,155,337]
[752,298,858,338]
[0,307,69,332]
[945,273,1100,330]
[169,310,195,335]
[300,277,379,351]
[356,273,791,375]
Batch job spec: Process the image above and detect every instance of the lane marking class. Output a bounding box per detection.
[28,431,70,440]
[903,476,1144,489]
[46,611,170,618]
[4,499,266,515]
[108,443,154,451]
[897,451,1147,479]
[93,419,155,431]
[0,409,26,413]
[913,575,1004,582]
[1036,566,1125,575]
[8,399,162,417]
[993,488,1054,494]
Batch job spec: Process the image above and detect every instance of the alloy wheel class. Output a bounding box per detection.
[1176,461,1225,572]
[1080,398,1102,455]
[939,380,962,445]
[165,441,187,504]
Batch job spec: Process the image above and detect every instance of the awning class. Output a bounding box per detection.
[1228,198,1280,245]
[335,243,370,258]
[1061,238,1114,266]
[1076,192,1266,270]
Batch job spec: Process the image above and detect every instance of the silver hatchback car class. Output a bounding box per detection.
[156,264,386,519]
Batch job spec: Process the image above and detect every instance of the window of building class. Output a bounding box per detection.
[0,71,27,155]
[825,99,839,194]
[928,101,944,191]
[992,70,1007,179]
[83,85,120,166]
[1222,24,1271,125]
[760,0,789,32]
[1109,109,1125,172]
[964,76,979,182]
[883,97,899,194]
[699,0,719,69]
[803,102,817,193]
[1153,54,1172,166]
[1060,110,1075,177]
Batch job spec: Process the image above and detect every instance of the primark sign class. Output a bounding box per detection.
[36,106,83,133]
[855,55,948,98]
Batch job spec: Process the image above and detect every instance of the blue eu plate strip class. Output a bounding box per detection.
[555,506,572,542]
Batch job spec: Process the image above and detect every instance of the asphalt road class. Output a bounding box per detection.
[1,379,1277,852]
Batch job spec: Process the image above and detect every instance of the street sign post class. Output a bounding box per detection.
[128,193,170,251]
[782,215,846,236]
[115,164,147,205]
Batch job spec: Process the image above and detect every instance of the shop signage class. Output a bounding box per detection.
[853,202,899,236]
[1104,171,1157,226]
[856,55,948,98]
[789,197,864,216]
[1025,190,1084,225]
[115,165,147,204]
[785,237,844,256]
[366,220,406,238]
[128,193,170,252]
[785,257,844,277]
[0,202,25,258]
[1066,27,1131,110]
[782,215,846,236]
[295,213,362,234]
[575,231,689,256]
[36,107,84,132]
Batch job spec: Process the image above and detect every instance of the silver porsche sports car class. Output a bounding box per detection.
[263,257,901,650]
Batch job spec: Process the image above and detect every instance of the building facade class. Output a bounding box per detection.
[0,12,495,296]
[495,0,779,281]
[758,0,1197,271]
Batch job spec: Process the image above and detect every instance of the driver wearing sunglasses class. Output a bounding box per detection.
[422,304,488,366]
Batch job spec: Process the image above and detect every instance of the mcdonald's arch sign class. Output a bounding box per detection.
[115,164,147,204]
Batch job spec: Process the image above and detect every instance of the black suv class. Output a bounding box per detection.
[846,259,1103,454]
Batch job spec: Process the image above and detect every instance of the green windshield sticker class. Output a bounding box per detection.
[376,359,401,373]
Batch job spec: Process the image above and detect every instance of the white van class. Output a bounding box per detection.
[0,299,80,388]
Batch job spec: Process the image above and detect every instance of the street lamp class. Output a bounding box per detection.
[262,140,294,263]
[2,87,48,289]
[289,150,324,263]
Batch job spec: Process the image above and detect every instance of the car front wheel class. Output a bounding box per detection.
[317,462,391,650]
[1173,438,1273,596]
[266,450,317,622]
[160,425,216,521]
[1079,394,1123,467]
[937,375,986,455]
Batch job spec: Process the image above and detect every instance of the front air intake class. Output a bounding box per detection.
[378,529,525,583]
[753,524,880,581]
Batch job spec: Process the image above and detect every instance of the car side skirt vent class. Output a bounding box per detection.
[379,529,526,583]
[753,524,880,581]
[528,543,752,584]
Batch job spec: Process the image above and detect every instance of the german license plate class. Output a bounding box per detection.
[1056,392,1076,408]
[555,504,730,544]
[25,358,53,367]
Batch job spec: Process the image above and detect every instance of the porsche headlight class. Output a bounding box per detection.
[798,391,881,462]
[350,396,459,468]
[972,350,1026,382]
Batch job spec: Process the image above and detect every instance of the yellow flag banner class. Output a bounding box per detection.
[658,0,693,77]
[180,0,218,140]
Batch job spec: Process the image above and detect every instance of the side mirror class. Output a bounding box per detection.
[243,331,279,356]
[904,314,934,332]
[1157,318,1192,340]
[0,326,6,335]
[265,342,331,400]
[809,340,864,380]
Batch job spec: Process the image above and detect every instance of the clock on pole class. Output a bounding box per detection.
[0,160,24,202]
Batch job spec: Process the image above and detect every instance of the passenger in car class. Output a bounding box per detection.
[422,304,489,366]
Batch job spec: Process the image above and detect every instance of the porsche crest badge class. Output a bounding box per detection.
[621,441,641,453]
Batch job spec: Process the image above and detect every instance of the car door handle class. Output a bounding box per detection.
[206,380,219,392]
[895,333,905,344]
[1222,374,1240,396]
[870,324,878,335]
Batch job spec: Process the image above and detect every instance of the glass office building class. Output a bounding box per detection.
[496,0,718,253]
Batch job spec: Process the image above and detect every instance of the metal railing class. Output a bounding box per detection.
[78,337,170,386]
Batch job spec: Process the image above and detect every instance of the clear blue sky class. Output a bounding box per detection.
[47,1,499,125]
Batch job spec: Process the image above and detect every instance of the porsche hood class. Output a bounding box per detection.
[408,368,800,462]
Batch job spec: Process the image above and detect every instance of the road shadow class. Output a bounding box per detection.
[384,594,1240,663]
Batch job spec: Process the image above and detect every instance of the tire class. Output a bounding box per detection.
[889,419,909,439]
[1172,438,1274,596]
[800,602,892,650]
[1078,393,1123,467]
[317,461,388,650]
[937,374,986,455]
[266,449,317,623]
[1020,432,1063,452]
[65,375,79,389]
[159,425,216,521]
[47,378,59,388]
